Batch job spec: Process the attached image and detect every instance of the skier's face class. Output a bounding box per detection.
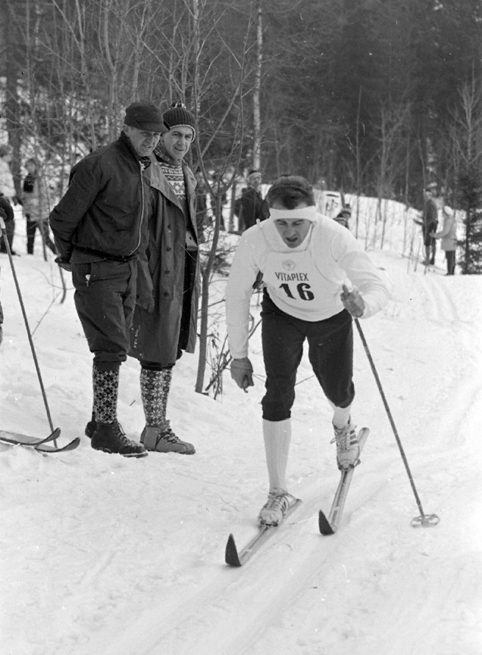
[123,125,162,158]
[161,126,194,162]
[272,201,312,248]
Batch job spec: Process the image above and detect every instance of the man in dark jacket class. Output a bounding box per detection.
[234,170,269,232]
[129,102,200,455]
[49,102,166,457]
[422,187,439,265]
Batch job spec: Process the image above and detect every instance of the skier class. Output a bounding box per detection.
[225,175,389,526]
[128,103,200,455]
[50,101,166,458]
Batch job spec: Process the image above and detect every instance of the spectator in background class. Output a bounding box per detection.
[234,169,269,233]
[0,193,15,344]
[22,158,56,255]
[50,101,166,458]
[0,144,17,255]
[422,187,439,266]
[431,205,457,275]
[129,102,200,455]
[334,205,352,229]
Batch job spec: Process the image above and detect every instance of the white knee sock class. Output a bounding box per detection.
[263,418,291,493]
[330,402,352,429]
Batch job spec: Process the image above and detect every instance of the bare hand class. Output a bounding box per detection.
[340,284,365,318]
[230,358,254,391]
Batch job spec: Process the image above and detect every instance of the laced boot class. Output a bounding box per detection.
[88,366,119,440]
[85,412,96,438]
[258,488,298,526]
[141,422,195,454]
[91,421,147,458]
[331,420,360,469]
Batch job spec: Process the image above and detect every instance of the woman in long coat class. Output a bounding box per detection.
[433,205,457,275]
[130,103,200,454]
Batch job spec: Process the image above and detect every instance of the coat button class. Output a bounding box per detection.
[167,247,172,251]
[164,292,169,297]
[165,270,170,274]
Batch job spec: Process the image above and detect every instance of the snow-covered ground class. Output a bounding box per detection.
[1,204,481,655]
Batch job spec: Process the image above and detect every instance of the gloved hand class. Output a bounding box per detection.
[230,357,254,391]
[55,257,72,272]
[340,284,365,318]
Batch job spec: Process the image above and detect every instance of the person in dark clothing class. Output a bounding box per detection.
[422,188,438,265]
[334,205,352,229]
[0,193,15,345]
[50,102,166,458]
[129,102,200,455]
[194,170,209,243]
[0,144,17,255]
[234,170,269,232]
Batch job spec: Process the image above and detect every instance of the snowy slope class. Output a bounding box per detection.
[0,212,481,655]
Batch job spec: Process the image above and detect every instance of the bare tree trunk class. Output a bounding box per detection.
[195,192,223,393]
[252,0,262,171]
[355,85,362,238]
[4,1,22,195]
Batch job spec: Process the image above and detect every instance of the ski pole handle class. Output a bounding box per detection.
[0,214,5,231]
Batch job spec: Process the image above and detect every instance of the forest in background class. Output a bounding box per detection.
[1,0,482,209]
[1,0,482,392]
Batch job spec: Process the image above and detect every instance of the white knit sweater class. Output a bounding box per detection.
[226,215,390,359]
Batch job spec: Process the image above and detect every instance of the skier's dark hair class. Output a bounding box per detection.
[266,175,315,209]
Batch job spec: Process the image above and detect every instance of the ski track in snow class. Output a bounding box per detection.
[1,224,482,655]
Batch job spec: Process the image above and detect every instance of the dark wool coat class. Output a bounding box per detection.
[129,160,200,366]
[234,186,269,231]
[0,194,14,224]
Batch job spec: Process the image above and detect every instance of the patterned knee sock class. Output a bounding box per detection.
[92,366,119,424]
[140,368,172,427]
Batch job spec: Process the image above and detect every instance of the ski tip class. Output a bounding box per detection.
[225,533,242,567]
[318,510,335,536]
[49,427,61,441]
[34,437,81,453]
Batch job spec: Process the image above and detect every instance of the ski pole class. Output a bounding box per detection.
[354,318,439,528]
[0,215,59,445]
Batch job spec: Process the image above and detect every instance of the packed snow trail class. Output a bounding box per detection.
[1,247,481,655]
